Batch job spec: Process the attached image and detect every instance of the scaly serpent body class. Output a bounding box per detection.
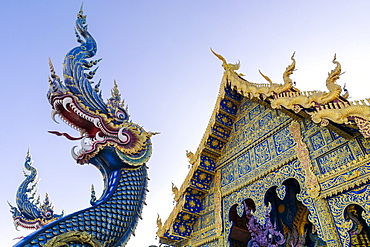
[14,7,154,247]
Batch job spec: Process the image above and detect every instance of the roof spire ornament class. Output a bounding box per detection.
[171,182,180,202]
[326,53,344,87]
[210,48,241,72]
[259,70,273,86]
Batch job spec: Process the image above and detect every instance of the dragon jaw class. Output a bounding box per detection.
[49,93,154,165]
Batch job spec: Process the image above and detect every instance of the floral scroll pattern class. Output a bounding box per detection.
[327,183,370,247]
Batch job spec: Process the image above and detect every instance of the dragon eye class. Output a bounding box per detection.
[44,210,53,218]
[116,110,126,120]
[118,128,130,144]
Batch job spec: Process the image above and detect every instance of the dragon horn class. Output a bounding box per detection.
[48,58,55,75]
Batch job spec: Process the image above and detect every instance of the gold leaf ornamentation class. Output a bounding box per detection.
[289,121,321,198]
[42,231,102,247]
[327,184,370,247]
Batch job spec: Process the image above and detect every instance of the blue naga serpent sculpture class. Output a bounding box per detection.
[9,149,63,231]
[13,7,155,247]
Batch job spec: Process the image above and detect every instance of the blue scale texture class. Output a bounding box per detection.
[15,166,147,247]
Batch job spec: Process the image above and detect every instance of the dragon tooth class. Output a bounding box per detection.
[62,97,73,112]
[93,118,99,127]
[71,146,79,160]
[51,110,60,124]
[95,132,105,142]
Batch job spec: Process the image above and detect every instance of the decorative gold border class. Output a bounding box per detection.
[42,231,102,247]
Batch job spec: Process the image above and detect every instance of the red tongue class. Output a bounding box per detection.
[48,131,84,140]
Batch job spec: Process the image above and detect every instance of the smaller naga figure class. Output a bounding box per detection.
[11,6,156,247]
[8,149,63,231]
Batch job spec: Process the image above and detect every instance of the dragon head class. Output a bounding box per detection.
[47,9,155,168]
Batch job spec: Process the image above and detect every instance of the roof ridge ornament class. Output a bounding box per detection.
[281,52,296,90]
[210,48,240,71]
[326,53,344,86]
[270,54,343,112]
[258,70,273,86]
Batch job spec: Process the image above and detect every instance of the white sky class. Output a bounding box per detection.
[1,1,370,246]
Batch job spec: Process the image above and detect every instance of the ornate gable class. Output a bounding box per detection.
[157,51,370,247]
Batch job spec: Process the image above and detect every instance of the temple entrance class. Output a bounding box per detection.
[345,204,370,246]
[228,199,255,246]
[228,179,327,246]
[264,179,326,247]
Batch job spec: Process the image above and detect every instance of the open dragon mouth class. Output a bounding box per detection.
[50,96,131,162]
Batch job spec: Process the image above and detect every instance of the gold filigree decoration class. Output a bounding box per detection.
[210,48,240,72]
[42,231,102,247]
[172,183,180,202]
[186,150,197,165]
[343,170,360,181]
[271,54,342,111]
[116,121,155,155]
[156,214,163,236]
[309,101,370,126]
[211,49,296,99]
[355,117,370,138]
[289,121,321,198]
[188,224,219,246]
[214,170,223,237]
[81,121,155,164]
[327,184,370,247]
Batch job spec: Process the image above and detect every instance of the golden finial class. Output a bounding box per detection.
[284,52,296,77]
[210,48,240,71]
[281,52,296,89]
[156,214,162,229]
[326,53,343,86]
[186,150,197,165]
[171,182,179,197]
[186,150,194,160]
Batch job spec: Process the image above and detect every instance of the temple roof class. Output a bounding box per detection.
[156,50,370,245]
